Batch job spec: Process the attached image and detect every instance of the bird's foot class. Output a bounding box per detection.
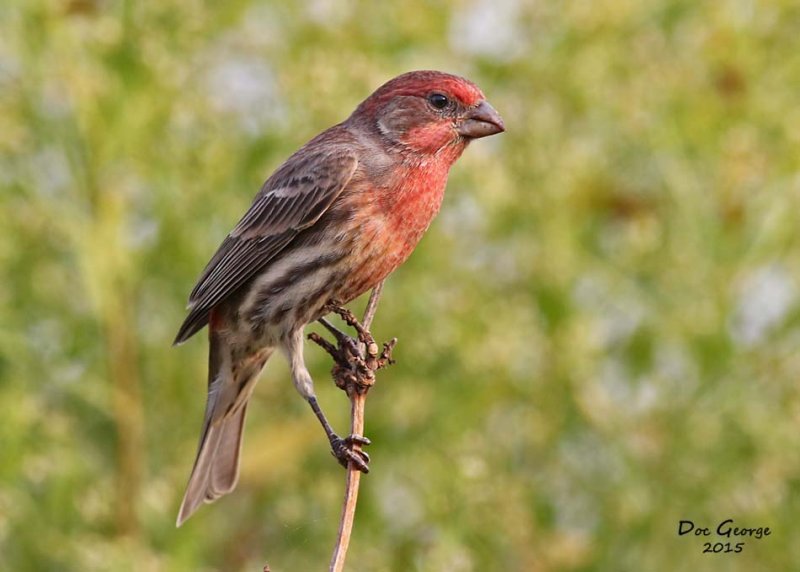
[310,300,397,395]
[323,300,371,345]
[330,433,371,473]
[317,317,362,364]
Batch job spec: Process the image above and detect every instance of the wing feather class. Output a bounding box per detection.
[174,148,358,344]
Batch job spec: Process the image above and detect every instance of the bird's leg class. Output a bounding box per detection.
[318,317,362,362]
[308,396,370,473]
[323,300,371,345]
[285,328,370,472]
[319,300,397,373]
[309,319,361,391]
[318,316,349,344]
[307,298,397,473]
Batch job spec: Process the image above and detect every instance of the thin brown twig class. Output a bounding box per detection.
[329,390,367,572]
[361,281,383,330]
[328,282,386,572]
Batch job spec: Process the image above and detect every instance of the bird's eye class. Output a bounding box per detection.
[428,93,450,110]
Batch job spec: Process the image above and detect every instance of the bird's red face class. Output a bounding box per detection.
[354,71,505,157]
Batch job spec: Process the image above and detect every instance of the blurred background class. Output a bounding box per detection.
[2,0,800,570]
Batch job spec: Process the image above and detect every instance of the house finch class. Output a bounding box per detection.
[175,70,504,526]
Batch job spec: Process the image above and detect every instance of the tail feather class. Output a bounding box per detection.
[209,402,248,498]
[176,328,270,527]
[176,404,248,526]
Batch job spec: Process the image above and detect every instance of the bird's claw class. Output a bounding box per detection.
[323,300,371,344]
[330,434,371,473]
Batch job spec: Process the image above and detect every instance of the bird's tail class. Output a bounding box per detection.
[176,327,271,527]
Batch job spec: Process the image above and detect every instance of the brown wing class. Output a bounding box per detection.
[174,148,358,344]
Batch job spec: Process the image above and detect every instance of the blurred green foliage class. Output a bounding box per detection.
[2,0,800,570]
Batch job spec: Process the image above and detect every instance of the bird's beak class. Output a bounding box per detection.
[457,100,505,139]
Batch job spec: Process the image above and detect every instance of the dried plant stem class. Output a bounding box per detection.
[327,283,389,572]
[329,390,367,572]
[361,281,384,331]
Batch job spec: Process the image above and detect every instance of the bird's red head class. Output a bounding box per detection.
[349,70,504,158]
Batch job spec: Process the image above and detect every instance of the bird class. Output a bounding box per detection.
[174,70,504,526]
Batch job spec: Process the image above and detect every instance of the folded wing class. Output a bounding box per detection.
[174,149,358,344]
